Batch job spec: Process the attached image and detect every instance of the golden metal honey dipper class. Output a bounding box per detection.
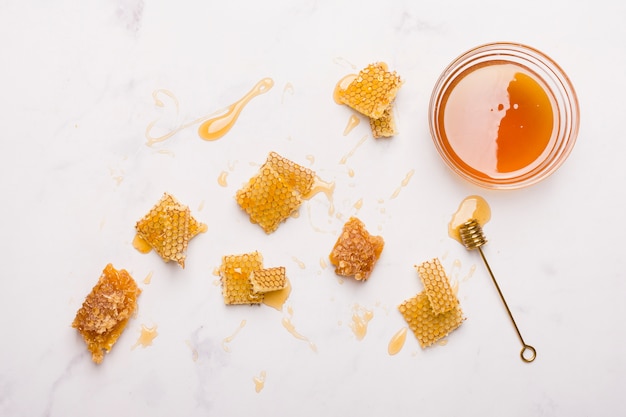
[459,219,537,363]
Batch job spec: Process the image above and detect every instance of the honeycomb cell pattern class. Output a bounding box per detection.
[236,152,316,234]
[329,217,384,281]
[250,267,287,294]
[416,258,459,315]
[337,62,403,119]
[398,292,465,348]
[219,252,265,305]
[72,264,141,364]
[369,107,397,138]
[135,192,206,268]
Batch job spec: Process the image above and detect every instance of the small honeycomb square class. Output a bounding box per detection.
[135,192,206,268]
[220,252,264,305]
[250,267,287,294]
[337,62,403,119]
[236,152,316,234]
[415,258,458,315]
[398,292,464,348]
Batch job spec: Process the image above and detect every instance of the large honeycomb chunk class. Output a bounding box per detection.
[398,292,464,348]
[336,63,402,119]
[415,258,458,315]
[72,264,141,364]
[135,192,206,268]
[220,252,264,305]
[250,267,287,294]
[329,217,384,281]
[236,152,316,234]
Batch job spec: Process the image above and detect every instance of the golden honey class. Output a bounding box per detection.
[437,63,554,180]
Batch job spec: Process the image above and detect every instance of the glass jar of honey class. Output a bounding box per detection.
[429,42,579,189]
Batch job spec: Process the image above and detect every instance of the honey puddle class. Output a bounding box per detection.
[132,234,152,254]
[353,198,363,210]
[339,134,368,164]
[281,306,317,352]
[305,176,336,216]
[143,271,153,285]
[145,78,274,145]
[319,257,328,269]
[217,171,229,187]
[262,278,291,311]
[132,324,158,349]
[343,114,361,136]
[448,195,491,243]
[350,305,374,341]
[390,169,415,199]
[388,327,408,355]
[253,371,267,393]
[222,320,247,352]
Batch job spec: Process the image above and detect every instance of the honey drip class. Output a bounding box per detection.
[132,234,152,254]
[186,340,199,362]
[292,257,306,269]
[222,320,247,352]
[343,114,361,135]
[132,325,158,349]
[145,78,274,145]
[448,195,491,243]
[353,198,363,210]
[306,154,315,165]
[349,305,374,341]
[339,134,368,164]
[304,176,336,216]
[143,271,153,285]
[390,169,414,199]
[281,306,317,352]
[253,371,267,393]
[217,171,229,187]
[198,78,274,141]
[262,278,291,311]
[388,327,408,355]
[282,82,294,103]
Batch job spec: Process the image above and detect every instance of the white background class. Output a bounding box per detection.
[1,1,625,416]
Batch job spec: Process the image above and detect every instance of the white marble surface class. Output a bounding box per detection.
[1,0,625,416]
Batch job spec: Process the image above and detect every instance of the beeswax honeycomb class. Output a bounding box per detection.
[415,258,458,315]
[369,107,397,138]
[329,217,384,281]
[398,292,464,348]
[72,264,141,364]
[236,152,315,233]
[336,62,403,119]
[135,192,205,268]
[250,267,287,294]
[220,252,264,305]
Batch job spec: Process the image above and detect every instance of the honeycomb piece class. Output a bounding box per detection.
[329,217,384,281]
[220,252,264,305]
[415,258,458,315]
[369,107,398,138]
[236,152,316,234]
[135,192,205,268]
[72,264,141,364]
[250,267,287,294]
[398,291,465,348]
[337,62,403,119]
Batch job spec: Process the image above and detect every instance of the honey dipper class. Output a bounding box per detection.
[459,219,537,363]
